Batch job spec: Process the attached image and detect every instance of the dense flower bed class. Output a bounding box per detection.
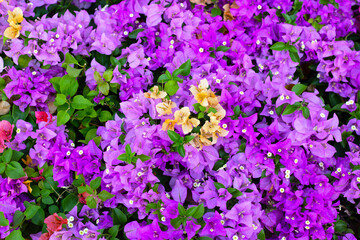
[0,0,360,239]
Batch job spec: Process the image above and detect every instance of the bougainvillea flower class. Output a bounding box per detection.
[35,111,52,124]
[44,213,68,234]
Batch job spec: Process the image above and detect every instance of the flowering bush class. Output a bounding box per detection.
[0,0,360,239]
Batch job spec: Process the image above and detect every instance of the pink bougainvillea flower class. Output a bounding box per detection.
[44,213,68,235]
[35,111,52,124]
[0,120,13,153]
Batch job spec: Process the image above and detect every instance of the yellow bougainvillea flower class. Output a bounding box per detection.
[23,180,33,193]
[156,100,177,116]
[190,79,214,107]
[201,121,229,144]
[207,91,219,107]
[174,107,191,125]
[189,79,209,96]
[21,155,33,166]
[194,91,209,107]
[7,7,24,25]
[181,118,200,134]
[208,107,226,123]
[4,22,22,39]
[144,86,167,99]
[202,120,220,135]
[173,107,200,134]
[4,7,24,39]
[189,134,212,150]
[162,119,177,131]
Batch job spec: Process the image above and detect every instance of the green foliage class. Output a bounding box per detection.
[270,42,300,63]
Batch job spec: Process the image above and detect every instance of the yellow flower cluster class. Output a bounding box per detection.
[144,79,229,150]
[144,86,201,135]
[4,7,24,39]
[188,79,228,149]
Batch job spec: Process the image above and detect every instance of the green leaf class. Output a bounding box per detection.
[66,65,82,78]
[179,59,191,76]
[233,106,241,117]
[112,208,127,225]
[72,95,93,109]
[42,196,54,205]
[31,208,45,226]
[86,196,97,209]
[157,74,170,83]
[137,154,151,161]
[170,217,182,229]
[128,29,145,39]
[198,237,213,240]
[270,42,286,51]
[60,75,78,97]
[282,104,300,115]
[0,212,9,226]
[65,53,79,65]
[286,45,298,53]
[165,70,172,79]
[289,51,300,63]
[24,202,40,220]
[302,106,310,119]
[291,84,307,95]
[172,69,184,78]
[186,204,204,219]
[90,177,102,190]
[99,111,112,122]
[103,70,113,82]
[55,94,67,106]
[208,107,217,113]
[94,71,102,83]
[42,165,54,178]
[49,77,61,93]
[216,46,231,52]
[2,148,12,163]
[193,103,201,112]
[214,182,225,190]
[12,105,29,121]
[178,204,186,216]
[18,55,32,68]
[110,56,120,66]
[11,150,23,163]
[11,211,24,227]
[5,162,25,179]
[0,163,5,174]
[184,135,195,143]
[164,80,179,96]
[177,145,185,157]
[98,81,110,95]
[109,225,120,237]
[293,0,303,11]
[5,230,24,240]
[61,194,78,212]
[228,188,243,197]
[125,144,132,155]
[257,229,265,240]
[78,186,86,194]
[98,190,115,201]
[334,219,347,233]
[48,205,59,215]
[56,110,70,126]
[211,7,222,17]
[168,130,182,143]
